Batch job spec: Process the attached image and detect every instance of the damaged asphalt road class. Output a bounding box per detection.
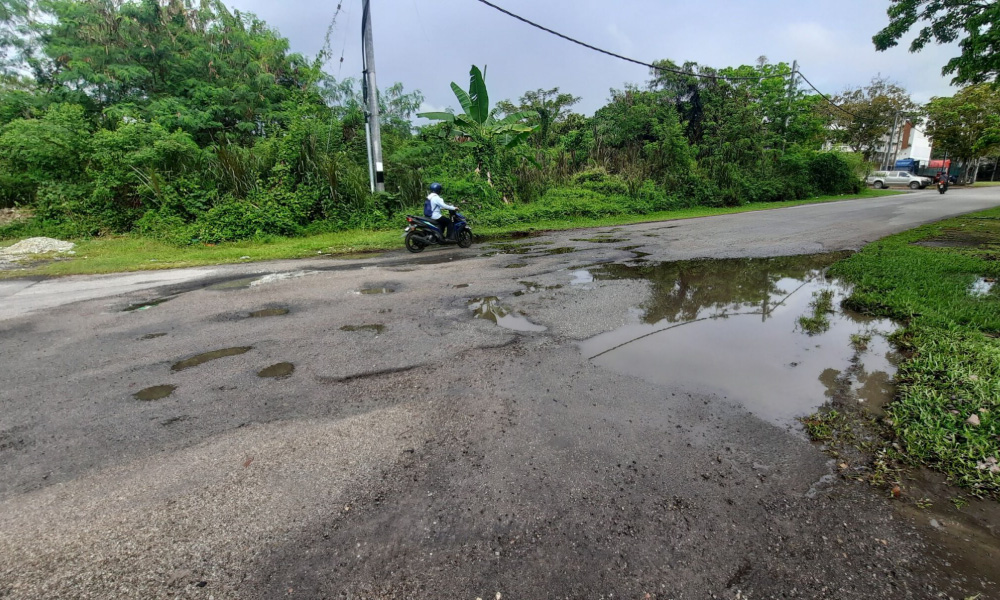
[2,189,1000,599]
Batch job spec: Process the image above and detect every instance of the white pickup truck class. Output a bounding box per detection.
[866,171,933,190]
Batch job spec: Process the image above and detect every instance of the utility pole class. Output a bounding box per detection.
[883,112,899,170]
[889,114,904,170]
[361,0,385,193]
[782,59,798,151]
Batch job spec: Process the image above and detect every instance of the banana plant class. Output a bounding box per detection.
[418,65,537,149]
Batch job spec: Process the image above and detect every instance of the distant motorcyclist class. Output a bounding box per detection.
[425,183,457,239]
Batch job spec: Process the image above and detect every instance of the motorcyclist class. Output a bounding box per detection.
[426,182,457,240]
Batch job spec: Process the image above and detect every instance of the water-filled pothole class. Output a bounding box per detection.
[534,247,578,256]
[468,297,547,332]
[140,332,167,340]
[341,324,386,334]
[248,307,290,318]
[571,237,628,244]
[360,287,395,295]
[172,347,253,372]
[123,296,176,312]
[206,277,258,291]
[258,362,295,378]
[514,281,563,296]
[133,384,177,401]
[505,263,528,269]
[579,253,898,425]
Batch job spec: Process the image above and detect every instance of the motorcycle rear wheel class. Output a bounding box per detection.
[405,231,427,253]
[457,229,473,248]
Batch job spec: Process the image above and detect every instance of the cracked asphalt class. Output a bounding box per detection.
[2,189,1000,599]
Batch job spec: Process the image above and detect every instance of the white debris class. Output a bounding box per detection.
[0,237,75,256]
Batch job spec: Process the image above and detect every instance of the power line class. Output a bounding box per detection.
[474,0,922,140]
[472,0,787,82]
[796,70,860,119]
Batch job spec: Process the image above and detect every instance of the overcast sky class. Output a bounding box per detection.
[226,0,961,118]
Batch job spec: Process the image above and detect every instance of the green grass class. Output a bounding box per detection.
[829,207,1000,498]
[0,189,900,279]
[798,288,835,335]
[974,181,1000,187]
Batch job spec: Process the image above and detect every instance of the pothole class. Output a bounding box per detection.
[140,332,167,340]
[535,247,577,256]
[571,237,628,244]
[172,347,253,372]
[248,307,290,318]
[123,296,176,312]
[359,287,395,295]
[579,253,899,426]
[206,277,259,291]
[570,270,594,286]
[340,324,386,334]
[257,362,295,378]
[468,297,547,332]
[133,385,177,401]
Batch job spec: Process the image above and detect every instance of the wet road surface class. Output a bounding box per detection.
[2,188,1000,598]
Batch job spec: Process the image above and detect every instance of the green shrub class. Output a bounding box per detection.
[0,104,91,205]
[191,191,303,243]
[809,152,860,195]
[134,208,194,244]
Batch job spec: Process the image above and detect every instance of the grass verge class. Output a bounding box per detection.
[821,206,1000,498]
[0,189,900,279]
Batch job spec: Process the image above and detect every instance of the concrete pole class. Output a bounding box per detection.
[883,112,899,170]
[361,0,385,193]
[889,116,903,170]
[782,60,798,151]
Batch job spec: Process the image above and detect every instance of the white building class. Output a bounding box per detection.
[891,121,933,166]
[823,120,933,170]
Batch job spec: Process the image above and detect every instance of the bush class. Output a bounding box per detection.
[0,104,91,205]
[190,192,304,243]
[134,208,194,244]
[809,152,860,195]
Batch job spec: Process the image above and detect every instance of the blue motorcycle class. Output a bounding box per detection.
[403,210,473,253]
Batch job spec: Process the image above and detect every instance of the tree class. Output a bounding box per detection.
[925,84,1000,180]
[27,0,321,143]
[0,0,31,82]
[873,0,1000,85]
[496,87,580,148]
[647,59,718,144]
[822,76,920,164]
[417,65,536,185]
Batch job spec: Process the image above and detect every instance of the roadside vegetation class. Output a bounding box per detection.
[817,207,1000,499]
[0,0,890,255]
[0,189,897,277]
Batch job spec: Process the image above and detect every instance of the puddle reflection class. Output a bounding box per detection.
[468,297,547,332]
[579,254,899,425]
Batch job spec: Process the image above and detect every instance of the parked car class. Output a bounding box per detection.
[866,171,933,190]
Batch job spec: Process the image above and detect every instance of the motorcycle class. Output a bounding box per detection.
[937,180,949,195]
[403,210,473,253]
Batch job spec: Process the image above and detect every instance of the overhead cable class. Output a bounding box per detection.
[472,0,787,82]
[796,70,860,119]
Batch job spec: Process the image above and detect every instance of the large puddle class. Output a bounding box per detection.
[579,254,899,425]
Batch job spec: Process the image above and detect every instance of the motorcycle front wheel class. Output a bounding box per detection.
[405,231,427,253]
[457,229,473,248]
